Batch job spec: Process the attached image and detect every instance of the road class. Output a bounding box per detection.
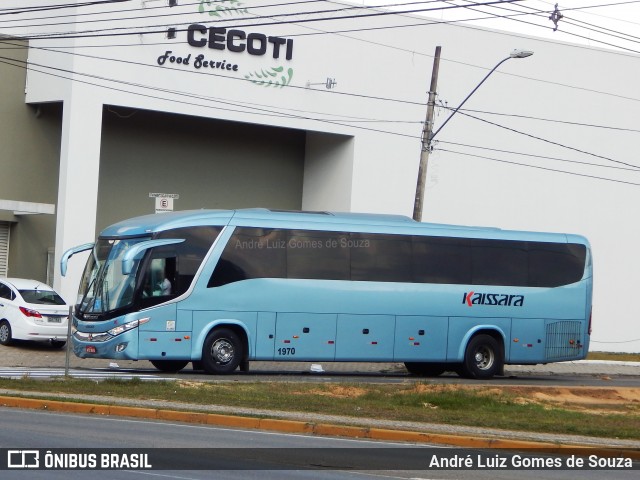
[1,340,638,386]
[1,365,639,389]
[0,408,637,479]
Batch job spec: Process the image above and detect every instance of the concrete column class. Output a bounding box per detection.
[53,96,103,304]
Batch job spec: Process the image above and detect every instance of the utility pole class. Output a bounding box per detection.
[413,45,441,222]
[412,48,532,221]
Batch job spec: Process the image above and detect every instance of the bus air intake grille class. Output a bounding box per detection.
[545,321,582,361]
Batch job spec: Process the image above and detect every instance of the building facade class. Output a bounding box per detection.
[1,1,639,351]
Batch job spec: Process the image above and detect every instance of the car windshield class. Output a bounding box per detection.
[19,289,66,306]
[77,236,150,316]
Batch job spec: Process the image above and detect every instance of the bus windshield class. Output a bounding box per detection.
[77,236,151,316]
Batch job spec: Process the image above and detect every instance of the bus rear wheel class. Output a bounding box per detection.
[202,328,243,374]
[460,334,503,380]
[150,360,189,372]
[404,362,446,377]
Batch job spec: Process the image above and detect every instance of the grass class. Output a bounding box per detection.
[587,351,640,362]
[0,377,638,440]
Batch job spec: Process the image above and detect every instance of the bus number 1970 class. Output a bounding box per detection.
[277,347,296,356]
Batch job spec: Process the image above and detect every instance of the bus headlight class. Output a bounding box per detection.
[108,317,150,337]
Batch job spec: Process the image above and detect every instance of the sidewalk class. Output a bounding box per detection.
[505,360,639,377]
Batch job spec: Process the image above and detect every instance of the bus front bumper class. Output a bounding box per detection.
[72,329,139,360]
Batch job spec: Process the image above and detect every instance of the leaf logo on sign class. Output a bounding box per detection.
[244,66,294,88]
[198,0,249,17]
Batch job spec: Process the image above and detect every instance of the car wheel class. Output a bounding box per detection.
[0,320,13,346]
[50,340,67,349]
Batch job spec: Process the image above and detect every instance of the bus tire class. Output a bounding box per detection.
[404,362,445,377]
[150,360,189,372]
[461,334,503,380]
[0,320,13,346]
[202,328,243,374]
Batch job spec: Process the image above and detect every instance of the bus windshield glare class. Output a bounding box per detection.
[77,237,150,316]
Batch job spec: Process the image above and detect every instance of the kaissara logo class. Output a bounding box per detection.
[463,291,525,307]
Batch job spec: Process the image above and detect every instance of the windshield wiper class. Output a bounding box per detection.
[81,264,107,315]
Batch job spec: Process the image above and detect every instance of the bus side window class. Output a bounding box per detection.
[208,228,286,287]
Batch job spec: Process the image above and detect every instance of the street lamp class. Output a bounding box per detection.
[413,49,534,221]
[430,49,533,143]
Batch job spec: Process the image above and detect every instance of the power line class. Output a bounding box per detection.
[4,17,639,142]
[2,3,638,154]
[8,0,524,41]
[591,338,640,344]
[0,0,130,16]
[546,0,640,31]
[0,53,424,141]
[3,0,637,109]
[11,32,639,137]
[5,7,638,111]
[451,0,640,54]
[453,108,640,133]
[6,39,637,174]
[5,40,638,183]
[437,148,640,187]
[2,54,637,189]
[438,140,640,172]
[562,14,640,43]
[3,3,639,175]
[0,38,428,107]
[7,0,640,64]
[0,1,423,29]
[446,108,640,170]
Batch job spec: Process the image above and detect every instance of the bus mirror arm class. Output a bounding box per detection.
[61,243,95,277]
[121,238,185,275]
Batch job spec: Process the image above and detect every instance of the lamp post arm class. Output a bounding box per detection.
[429,55,511,143]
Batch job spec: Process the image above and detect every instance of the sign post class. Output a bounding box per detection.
[64,306,73,377]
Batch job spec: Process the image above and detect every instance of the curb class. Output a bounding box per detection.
[1,395,638,460]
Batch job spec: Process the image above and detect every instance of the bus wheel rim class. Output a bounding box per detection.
[474,348,494,370]
[211,339,234,364]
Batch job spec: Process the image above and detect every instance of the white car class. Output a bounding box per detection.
[0,278,70,348]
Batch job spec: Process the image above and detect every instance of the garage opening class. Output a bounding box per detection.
[97,106,307,231]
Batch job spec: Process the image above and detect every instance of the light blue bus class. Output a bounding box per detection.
[61,209,592,379]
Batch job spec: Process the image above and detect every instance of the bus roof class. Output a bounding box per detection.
[99,208,588,245]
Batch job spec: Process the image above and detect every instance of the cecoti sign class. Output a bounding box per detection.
[187,24,294,60]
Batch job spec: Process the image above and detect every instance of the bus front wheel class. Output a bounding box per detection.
[202,328,243,374]
[460,334,503,380]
